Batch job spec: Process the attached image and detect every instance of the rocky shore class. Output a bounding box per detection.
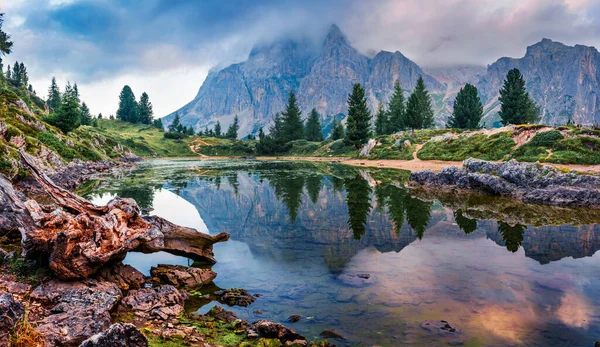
[0,151,332,346]
[410,159,600,207]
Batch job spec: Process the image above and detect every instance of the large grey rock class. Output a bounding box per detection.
[410,159,600,207]
[119,285,186,322]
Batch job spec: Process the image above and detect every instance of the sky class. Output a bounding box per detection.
[2,0,600,118]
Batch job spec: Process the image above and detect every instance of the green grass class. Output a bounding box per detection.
[418,132,515,161]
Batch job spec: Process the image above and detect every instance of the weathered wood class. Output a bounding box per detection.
[12,149,229,279]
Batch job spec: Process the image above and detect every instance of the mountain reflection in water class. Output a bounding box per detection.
[83,159,600,346]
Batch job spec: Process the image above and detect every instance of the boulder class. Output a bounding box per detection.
[216,288,256,307]
[31,279,122,346]
[119,285,186,322]
[150,264,216,288]
[249,320,306,344]
[98,263,145,291]
[319,329,346,340]
[79,323,148,347]
[0,293,25,345]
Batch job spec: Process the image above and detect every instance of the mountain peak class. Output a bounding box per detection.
[324,24,349,46]
[526,38,568,54]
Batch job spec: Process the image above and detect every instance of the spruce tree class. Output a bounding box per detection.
[4,64,10,80]
[226,115,240,139]
[168,114,182,133]
[0,13,13,61]
[374,102,388,136]
[47,83,81,133]
[19,62,27,89]
[186,126,194,136]
[80,102,92,126]
[344,83,371,148]
[153,118,164,130]
[12,62,21,87]
[116,85,138,123]
[281,90,304,142]
[498,68,539,125]
[47,77,61,111]
[330,117,345,140]
[269,113,284,140]
[405,76,434,135]
[387,80,405,133]
[138,92,153,124]
[214,121,221,137]
[447,83,483,129]
[98,113,103,119]
[304,108,323,141]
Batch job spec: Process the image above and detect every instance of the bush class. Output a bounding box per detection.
[529,130,564,147]
[36,132,77,161]
[163,132,186,140]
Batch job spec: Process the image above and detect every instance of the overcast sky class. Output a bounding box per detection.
[3,0,600,118]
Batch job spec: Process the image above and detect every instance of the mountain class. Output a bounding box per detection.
[477,38,600,127]
[164,24,444,137]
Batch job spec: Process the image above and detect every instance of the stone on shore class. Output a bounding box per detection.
[150,264,216,288]
[79,323,148,347]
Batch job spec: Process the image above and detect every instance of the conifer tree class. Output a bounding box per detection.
[138,92,153,124]
[304,108,323,141]
[47,77,61,111]
[330,117,345,140]
[19,62,27,89]
[447,83,483,129]
[405,76,434,135]
[153,118,164,130]
[186,126,194,136]
[281,90,304,141]
[498,68,539,125]
[168,114,182,133]
[98,113,103,119]
[344,83,371,148]
[47,82,81,133]
[387,80,405,133]
[4,64,10,80]
[12,61,20,87]
[374,102,388,136]
[269,113,284,140]
[204,125,209,136]
[117,85,138,123]
[80,102,92,126]
[0,13,13,63]
[226,115,240,139]
[214,121,222,137]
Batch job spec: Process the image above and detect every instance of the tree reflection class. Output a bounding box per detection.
[305,175,323,204]
[345,174,372,240]
[374,185,407,234]
[117,186,155,210]
[271,175,305,223]
[227,173,239,196]
[405,196,433,239]
[498,222,526,252]
[454,210,477,234]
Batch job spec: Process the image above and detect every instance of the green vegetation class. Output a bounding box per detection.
[418,132,515,161]
[304,108,324,141]
[405,76,435,135]
[499,68,539,125]
[447,83,483,129]
[344,83,371,148]
[387,80,406,134]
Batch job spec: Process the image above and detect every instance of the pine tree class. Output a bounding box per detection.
[12,61,21,87]
[98,113,103,119]
[330,117,345,140]
[498,68,539,125]
[387,80,405,133]
[214,121,222,137]
[153,118,164,130]
[447,83,483,129]
[226,115,240,139]
[0,13,13,63]
[304,108,323,141]
[4,64,10,80]
[344,83,371,148]
[19,62,27,89]
[116,85,139,123]
[374,102,388,136]
[405,76,434,135]
[48,77,61,111]
[80,102,92,125]
[47,82,81,133]
[204,125,210,136]
[138,92,153,124]
[269,113,284,140]
[281,91,304,142]
[186,126,194,136]
[168,114,182,133]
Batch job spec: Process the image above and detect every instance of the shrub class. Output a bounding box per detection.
[163,132,186,139]
[529,130,564,147]
[36,132,77,161]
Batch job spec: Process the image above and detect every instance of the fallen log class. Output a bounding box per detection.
[11,150,229,280]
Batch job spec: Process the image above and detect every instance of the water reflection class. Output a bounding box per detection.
[82,159,600,346]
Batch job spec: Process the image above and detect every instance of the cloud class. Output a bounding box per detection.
[2,0,600,117]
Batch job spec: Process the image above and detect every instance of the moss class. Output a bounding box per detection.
[418,132,514,161]
[529,130,564,147]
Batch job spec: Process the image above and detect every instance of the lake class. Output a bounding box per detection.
[80,158,600,346]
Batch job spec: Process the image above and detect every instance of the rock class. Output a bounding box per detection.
[98,263,145,291]
[337,273,375,287]
[119,285,186,322]
[420,320,460,336]
[404,139,412,148]
[0,293,25,345]
[9,135,26,148]
[0,174,34,240]
[250,320,306,343]
[319,329,346,340]
[66,139,75,147]
[216,288,256,307]
[120,152,141,163]
[31,279,122,346]
[287,315,301,323]
[205,305,240,323]
[14,99,34,116]
[359,139,380,157]
[150,264,216,288]
[0,121,7,139]
[13,150,229,280]
[410,159,600,207]
[79,323,148,347]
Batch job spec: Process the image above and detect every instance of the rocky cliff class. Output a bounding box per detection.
[164,25,443,137]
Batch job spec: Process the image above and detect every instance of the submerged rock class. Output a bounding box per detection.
[31,279,122,346]
[320,329,346,340]
[410,159,600,207]
[420,320,460,337]
[79,323,148,347]
[150,264,216,288]
[250,320,306,344]
[217,288,256,307]
[337,273,375,287]
[287,315,301,323]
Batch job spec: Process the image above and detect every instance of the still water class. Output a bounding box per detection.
[81,158,600,346]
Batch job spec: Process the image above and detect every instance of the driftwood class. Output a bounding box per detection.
[11,150,229,280]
